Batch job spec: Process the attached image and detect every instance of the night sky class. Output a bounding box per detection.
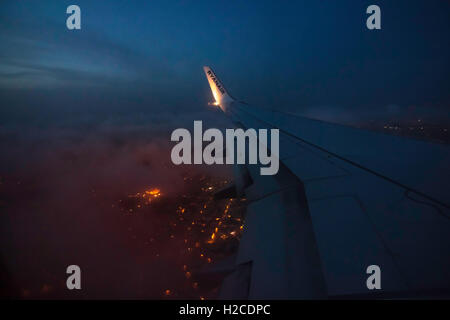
[0,0,449,125]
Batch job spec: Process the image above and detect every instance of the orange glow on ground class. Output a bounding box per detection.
[146,188,161,197]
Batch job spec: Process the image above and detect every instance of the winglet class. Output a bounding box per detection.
[203,66,234,109]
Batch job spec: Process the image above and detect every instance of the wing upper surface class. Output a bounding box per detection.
[204,68,450,298]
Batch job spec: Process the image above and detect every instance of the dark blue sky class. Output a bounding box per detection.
[0,0,449,125]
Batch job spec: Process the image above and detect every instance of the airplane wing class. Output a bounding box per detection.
[203,66,450,299]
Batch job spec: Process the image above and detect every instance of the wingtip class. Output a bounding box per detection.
[202,66,234,106]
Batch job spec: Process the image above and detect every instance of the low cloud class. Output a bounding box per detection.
[0,114,231,299]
